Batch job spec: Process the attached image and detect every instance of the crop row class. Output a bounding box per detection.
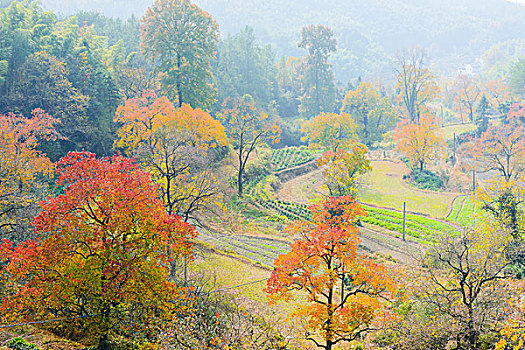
[362,205,459,236]
[271,147,316,172]
[248,175,458,241]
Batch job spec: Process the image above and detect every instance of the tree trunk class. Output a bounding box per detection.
[238,152,244,197]
[176,54,183,107]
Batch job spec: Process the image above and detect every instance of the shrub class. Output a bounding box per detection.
[7,338,39,350]
[409,169,444,191]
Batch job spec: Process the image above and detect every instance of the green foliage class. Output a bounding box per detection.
[215,26,279,112]
[298,24,337,118]
[404,169,445,191]
[509,57,525,97]
[7,338,39,350]
[140,0,219,109]
[270,146,315,171]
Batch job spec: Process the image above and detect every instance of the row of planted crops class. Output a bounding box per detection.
[271,146,316,172]
[247,147,460,242]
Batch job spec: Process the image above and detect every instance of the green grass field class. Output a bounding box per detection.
[446,195,486,227]
[440,123,477,140]
[359,161,458,218]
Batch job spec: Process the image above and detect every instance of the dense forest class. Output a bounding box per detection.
[24,0,525,81]
[1,0,525,350]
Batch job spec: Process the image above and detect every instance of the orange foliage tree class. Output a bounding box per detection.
[114,90,227,221]
[393,114,446,171]
[463,103,525,183]
[265,196,394,350]
[0,109,59,240]
[454,74,482,123]
[0,151,196,348]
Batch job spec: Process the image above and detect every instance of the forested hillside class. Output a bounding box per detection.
[24,0,525,81]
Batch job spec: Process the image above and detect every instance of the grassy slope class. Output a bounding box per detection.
[279,160,459,218]
[359,161,458,218]
[440,123,477,140]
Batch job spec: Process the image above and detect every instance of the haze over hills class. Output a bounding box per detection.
[30,0,525,81]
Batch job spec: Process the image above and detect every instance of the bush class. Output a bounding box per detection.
[409,169,444,191]
[7,338,39,350]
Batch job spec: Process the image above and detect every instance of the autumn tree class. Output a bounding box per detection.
[0,151,196,349]
[265,196,394,350]
[462,102,525,183]
[341,81,396,146]
[1,51,89,159]
[114,90,227,221]
[140,0,219,110]
[301,111,356,152]
[298,24,337,118]
[302,112,371,196]
[393,113,445,171]
[316,145,371,197]
[220,97,280,197]
[0,109,58,241]
[423,224,517,350]
[454,73,482,123]
[394,48,440,124]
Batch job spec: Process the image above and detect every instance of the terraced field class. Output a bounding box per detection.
[271,147,316,172]
[197,230,291,267]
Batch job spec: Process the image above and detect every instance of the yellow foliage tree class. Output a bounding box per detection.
[114,90,227,221]
[394,48,440,124]
[301,112,356,151]
[0,109,59,240]
[341,81,396,146]
[316,145,371,197]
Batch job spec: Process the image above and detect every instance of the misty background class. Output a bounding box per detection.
[20,0,525,83]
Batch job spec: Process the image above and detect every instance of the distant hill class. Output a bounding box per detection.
[25,0,525,82]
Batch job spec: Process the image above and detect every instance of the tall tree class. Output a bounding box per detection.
[454,73,482,123]
[476,94,490,136]
[298,24,337,119]
[394,48,440,124]
[341,81,396,146]
[424,225,516,350]
[220,97,280,197]
[215,26,279,111]
[393,113,445,171]
[0,151,196,349]
[140,0,219,110]
[509,57,525,97]
[114,91,227,221]
[266,196,394,350]
[275,56,302,118]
